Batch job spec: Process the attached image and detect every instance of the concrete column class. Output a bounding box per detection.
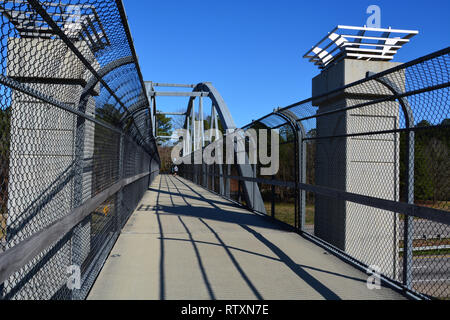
[5,38,99,299]
[312,59,402,278]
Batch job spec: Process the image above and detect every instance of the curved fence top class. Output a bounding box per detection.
[0,0,160,300]
[244,47,450,135]
[0,0,156,156]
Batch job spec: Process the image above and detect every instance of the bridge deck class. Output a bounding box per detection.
[88,175,404,300]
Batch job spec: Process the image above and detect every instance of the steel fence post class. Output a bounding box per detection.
[212,164,215,191]
[253,164,256,211]
[226,165,231,198]
[116,134,125,232]
[71,97,87,301]
[271,176,276,218]
[369,72,416,290]
[403,129,415,289]
[219,164,225,195]
[299,138,307,232]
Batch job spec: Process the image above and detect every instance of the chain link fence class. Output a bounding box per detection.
[0,0,159,300]
[180,47,450,300]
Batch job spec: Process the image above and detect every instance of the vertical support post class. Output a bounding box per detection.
[219,164,224,195]
[225,164,231,198]
[212,163,215,191]
[212,105,224,194]
[186,116,190,155]
[199,96,205,148]
[403,129,415,289]
[149,96,155,137]
[71,97,88,301]
[199,97,206,186]
[214,107,220,140]
[116,134,124,231]
[145,82,157,138]
[271,177,276,218]
[253,163,256,211]
[192,99,196,153]
[191,99,197,183]
[182,134,185,158]
[209,106,215,190]
[210,105,215,142]
[201,162,205,187]
[299,138,307,231]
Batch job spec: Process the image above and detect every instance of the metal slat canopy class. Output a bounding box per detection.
[303,25,419,69]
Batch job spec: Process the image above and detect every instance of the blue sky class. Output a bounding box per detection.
[123,0,450,128]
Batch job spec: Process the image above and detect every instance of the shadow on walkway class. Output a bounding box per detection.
[153,175,344,300]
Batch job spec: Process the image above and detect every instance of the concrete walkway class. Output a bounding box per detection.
[88,175,404,300]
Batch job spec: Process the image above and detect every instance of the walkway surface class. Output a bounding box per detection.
[88,175,404,300]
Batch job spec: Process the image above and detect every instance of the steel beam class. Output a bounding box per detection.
[184,83,266,214]
[156,112,187,116]
[148,91,209,97]
[152,83,196,88]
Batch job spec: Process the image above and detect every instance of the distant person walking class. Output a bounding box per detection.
[173,165,179,177]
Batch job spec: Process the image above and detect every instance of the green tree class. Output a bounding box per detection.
[416,120,432,128]
[96,104,135,132]
[413,136,434,201]
[96,104,122,126]
[400,119,450,204]
[158,146,174,173]
[156,111,172,137]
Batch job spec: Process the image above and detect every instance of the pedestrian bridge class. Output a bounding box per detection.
[88,175,402,300]
[0,0,448,301]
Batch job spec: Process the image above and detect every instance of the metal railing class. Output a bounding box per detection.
[0,0,159,300]
[180,47,450,300]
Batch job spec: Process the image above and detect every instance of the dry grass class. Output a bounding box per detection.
[0,198,6,241]
[264,202,314,227]
[400,238,450,249]
[416,201,450,211]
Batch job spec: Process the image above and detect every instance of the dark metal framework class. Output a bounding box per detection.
[0,0,159,300]
[180,47,450,300]
[0,0,448,302]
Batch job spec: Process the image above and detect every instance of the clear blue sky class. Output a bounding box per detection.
[123,0,450,128]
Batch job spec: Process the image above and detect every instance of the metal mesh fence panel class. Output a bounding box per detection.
[286,48,449,299]
[0,0,160,300]
[180,47,449,300]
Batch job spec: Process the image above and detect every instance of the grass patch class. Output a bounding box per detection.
[400,238,450,249]
[413,248,450,257]
[416,201,450,211]
[274,202,296,227]
[305,205,314,225]
[0,198,6,241]
[263,202,315,227]
[0,214,5,241]
[400,248,450,258]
